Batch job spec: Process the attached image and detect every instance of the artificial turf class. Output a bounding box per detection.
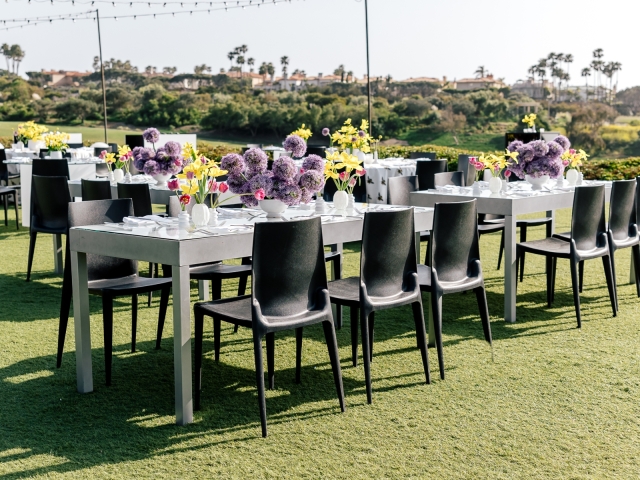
[1,206,639,479]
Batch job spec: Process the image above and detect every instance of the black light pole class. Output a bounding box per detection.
[96,9,108,143]
[364,0,372,135]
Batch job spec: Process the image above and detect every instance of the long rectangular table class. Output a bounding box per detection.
[69,205,434,425]
[410,181,612,323]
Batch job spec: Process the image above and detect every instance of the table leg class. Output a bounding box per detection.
[331,243,343,323]
[198,280,210,301]
[173,265,193,426]
[504,215,517,322]
[53,234,64,275]
[415,232,421,265]
[546,210,555,235]
[630,261,636,285]
[71,250,93,393]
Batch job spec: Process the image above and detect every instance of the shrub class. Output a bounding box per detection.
[379,144,485,170]
[583,157,640,180]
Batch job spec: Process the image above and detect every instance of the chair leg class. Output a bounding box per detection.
[103,295,114,386]
[252,330,268,437]
[569,258,582,328]
[3,193,8,226]
[411,301,431,385]
[214,318,221,362]
[519,224,527,282]
[350,305,358,367]
[156,287,170,349]
[360,308,373,404]
[546,255,554,307]
[579,260,585,293]
[237,274,249,297]
[633,244,640,298]
[57,252,73,368]
[497,229,505,270]
[602,255,617,317]
[609,247,619,313]
[333,256,343,330]
[148,263,154,307]
[430,289,445,380]
[26,230,37,281]
[194,310,204,411]
[368,311,375,362]
[13,193,19,230]
[131,294,138,353]
[322,320,346,412]
[551,257,558,303]
[295,327,303,384]
[474,286,492,345]
[266,332,275,390]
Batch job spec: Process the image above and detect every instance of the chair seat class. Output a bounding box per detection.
[478,223,504,234]
[417,264,484,294]
[0,186,17,195]
[517,217,552,227]
[518,237,572,257]
[554,232,570,241]
[611,235,640,249]
[88,275,172,295]
[189,262,251,280]
[328,276,418,307]
[324,251,341,261]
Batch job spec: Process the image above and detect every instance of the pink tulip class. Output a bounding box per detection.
[173,158,182,167]
[254,188,266,201]
[99,150,107,159]
[563,160,569,166]
[348,177,357,187]
[208,180,218,192]
[357,169,366,177]
[218,182,229,193]
[505,169,512,178]
[186,171,195,180]
[339,171,348,181]
[167,179,180,191]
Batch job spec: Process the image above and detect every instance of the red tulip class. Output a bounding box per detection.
[179,194,191,206]
[167,179,180,191]
[218,182,229,193]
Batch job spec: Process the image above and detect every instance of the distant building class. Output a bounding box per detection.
[397,76,447,86]
[452,75,505,91]
[510,79,550,100]
[28,69,91,87]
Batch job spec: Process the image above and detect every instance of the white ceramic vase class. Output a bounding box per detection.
[333,190,348,210]
[259,199,288,218]
[153,173,172,188]
[124,172,132,183]
[49,150,63,159]
[502,179,509,193]
[191,203,210,227]
[489,176,502,194]
[208,208,219,226]
[108,171,115,183]
[525,174,550,190]
[178,211,191,231]
[315,197,327,214]
[566,169,579,186]
[347,193,355,211]
[113,168,124,183]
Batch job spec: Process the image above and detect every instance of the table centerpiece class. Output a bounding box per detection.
[132,128,184,187]
[477,150,519,193]
[506,135,571,190]
[561,148,588,186]
[44,131,69,159]
[16,121,48,151]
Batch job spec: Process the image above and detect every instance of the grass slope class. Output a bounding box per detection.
[1,207,639,478]
[400,130,505,151]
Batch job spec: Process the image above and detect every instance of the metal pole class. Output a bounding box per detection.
[96,9,108,143]
[364,0,372,135]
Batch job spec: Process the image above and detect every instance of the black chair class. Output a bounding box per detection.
[0,186,19,229]
[415,160,447,191]
[27,175,70,281]
[516,185,617,328]
[410,152,436,160]
[108,143,119,155]
[0,149,20,186]
[433,171,465,187]
[81,179,112,201]
[38,149,48,159]
[418,199,492,380]
[58,199,172,384]
[306,146,326,157]
[457,155,477,187]
[32,159,70,179]
[67,143,84,149]
[328,209,430,404]
[94,146,112,157]
[194,216,345,437]
[388,175,430,244]
[125,135,145,149]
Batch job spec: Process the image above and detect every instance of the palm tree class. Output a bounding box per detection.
[590,59,604,101]
[334,64,345,82]
[280,56,289,77]
[227,51,235,70]
[163,66,177,75]
[236,56,245,77]
[247,57,255,73]
[347,70,353,82]
[1,43,10,71]
[581,67,591,101]
[9,45,24,75]
[474,66,486,78]
[194,64,212,75]
[258,62,268,82]
[267,62,275,82]
[238,44,248,56]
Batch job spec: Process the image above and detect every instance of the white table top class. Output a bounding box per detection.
[3,158,105,165]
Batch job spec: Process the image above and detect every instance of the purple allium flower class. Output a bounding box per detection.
[164,141,181,156]
[517,144,535,163]
[299,170,324,192]
[220,153,245,176]
[300,187,314,204]
[240,193,259,208]
[546,141,564,159]
[244,148,268,174]
[272,156,297,179]
[507,140,523,153]
[142,127,160,144]
[302,154,324,172]
[525,156,564,179]
[529,140,549,157]
[142,160,159,176]
[226,173,248,194]
[249,172,273,194]
[267,176,293,198]
[322,128,330,136]
[358,130,366,138]
[552,135,571,151]
[275,183,302,206]
[283,135,307,158]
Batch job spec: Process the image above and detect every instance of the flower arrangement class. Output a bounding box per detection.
[324,150,365,192]
[132,128,183,176]
[522,113,537,129]
[329,118,372,153]
[17,121,48,143]
[167,178,193,212]
[175,156,228,205]
[506,135,571,180]
[44,131,70,151]
[221,141,325,208]
[101,145,132,173]
[561,148,588,171]
[290,124,312,141]
[476,150,519,180]
[181,142,199,167]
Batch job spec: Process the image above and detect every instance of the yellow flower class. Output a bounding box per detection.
[290,123,313,140]
[117,145,131,157]
[104,152,116,164]
[182,142,198,161]
[179,180,199,195]
[44,131,70,151]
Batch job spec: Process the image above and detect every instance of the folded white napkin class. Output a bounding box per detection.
[217,208,247,218]
[123,215,175,227]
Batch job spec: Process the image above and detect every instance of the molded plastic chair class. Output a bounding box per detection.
[58,199,172,384]
[388,175,429,243]
[194,216,345,437]
[433,171,465,187]
[81,179,112,201]
[27,175,70,281]
[410,152,436,160]
[0,149,20,186]
[415,160,447,191]
[457,155,477,187]
[67,143,84,149]
[32,159,70,179]
[418,199,492,380]
[0,186,19,229]
[328,209,430,404]
[516,185,617,328]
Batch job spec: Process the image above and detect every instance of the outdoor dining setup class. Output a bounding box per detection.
[3,118,640,437]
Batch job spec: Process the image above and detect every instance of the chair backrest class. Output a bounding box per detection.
[32,175,71,231]
[0,148,6,162]
[81,179,112,201]
[116,182,153,216]
[0,149,8,181]
[570,185,606,251]
[306,146,326,158]
[434,171,465,187]
[360,209,417,298]
[32,159,70,179]
[252,216,327,318]
[457,154,477,187]
[39,149,48,159]
[429,199,480,282]
[410,152,436,160]
[125,135,145,149]
[387,175,418,206]
[67,199,137,280]
[67,143,84,149]
[415,159,447,190]
[608,179,637,241]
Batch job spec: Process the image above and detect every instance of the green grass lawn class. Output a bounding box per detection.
[1,207,640,478]
[400,130,505,151]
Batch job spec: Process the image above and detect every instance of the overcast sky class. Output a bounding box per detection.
[1,0,637,89]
